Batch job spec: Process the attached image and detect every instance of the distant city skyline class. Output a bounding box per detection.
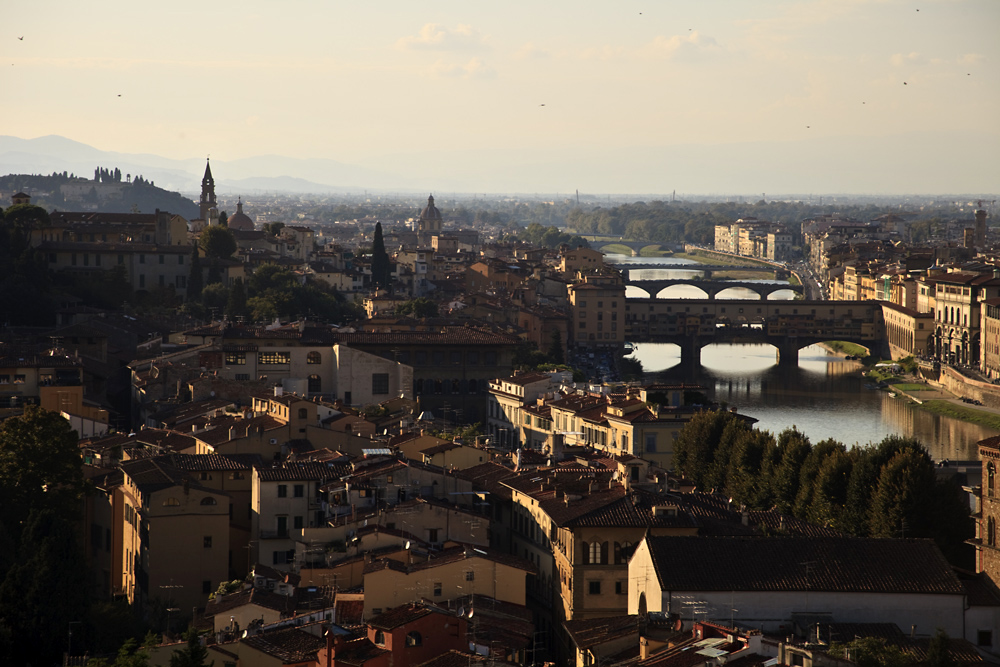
[2,0,998,194]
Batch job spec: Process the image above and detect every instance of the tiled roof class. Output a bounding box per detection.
[367,603,433,630]
[240,627,325,664]
[256,460,351,482]
[330,637,390,667]
[563,615,640,649]
[332,328,520,346]
[204,587,294,617]
[453,462,518,500]
[567,489,699,529]
[335,595,365,627]
[163,452,262,471]
[645,536,964,595]
[415,650,499,667]
[120,458,200,494]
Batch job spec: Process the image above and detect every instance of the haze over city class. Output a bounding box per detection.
[3,0,998,194]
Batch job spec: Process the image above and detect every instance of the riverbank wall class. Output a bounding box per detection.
[926,366,1000,410]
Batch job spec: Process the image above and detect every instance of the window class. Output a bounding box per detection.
[308,374,321,393]
[204,536,212,548]
[298,408,308,419]
[467,351,479,365]
[179,255,184,265]
[139,254,145,264]
[307,351,321,364]
[118,254,124,265]
[978,630,993,647]
[276,516,288,537]
[200,497,217,506]
[465,570,475,581]
[588,581,601,595]
[13,375,25,384]
[406,631,422,647]
[645,434,657,453]
[259,351,290,365]
[163,497,180,506]
[372,373,389,395]
[616,581,625,595]
[139,275,145,288]
[428,528,439,543]
[415,351,427,364]
[277,485,287,498]
[225,352,246,365]
[988,462,996,498]
[433,582,442,597]
[374,630,385,646]
[294,484,304,498]
[203,580,212,594]
[294,516,304,530]
[450,351,461,364]
[159,254,165,264]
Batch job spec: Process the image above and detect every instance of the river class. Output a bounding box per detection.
[608,253,996,461]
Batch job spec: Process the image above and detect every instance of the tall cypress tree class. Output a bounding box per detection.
[187,245,203,300]
[225,277,248,320]
[371,221,391,291]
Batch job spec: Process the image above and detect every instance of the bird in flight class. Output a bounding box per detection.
[540,104,545,106]
[903,82,907,85]
[18,36,23,40]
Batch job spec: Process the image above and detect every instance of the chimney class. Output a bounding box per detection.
[741,509,749,526]
[640,637,650,660]
[275,384,283,397]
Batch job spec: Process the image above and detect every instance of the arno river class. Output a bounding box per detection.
[609,254,997,461]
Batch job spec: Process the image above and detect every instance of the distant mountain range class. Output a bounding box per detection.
[1,132,998,196]
[0,135,412,195]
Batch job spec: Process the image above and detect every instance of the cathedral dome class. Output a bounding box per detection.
[227,198,254,231]
[420,194,441,221]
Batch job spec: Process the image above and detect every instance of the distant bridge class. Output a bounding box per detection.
[624,298,884,366]
[612,262,790,279]
[591,240,666,256]
[625,278,803,300]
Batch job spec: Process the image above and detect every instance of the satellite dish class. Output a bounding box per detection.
[457,606,465,617]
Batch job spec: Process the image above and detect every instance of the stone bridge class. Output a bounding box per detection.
[612,263,791,279]
[625,278,803,300]
[624,298,885,366]
[591,240,664,256]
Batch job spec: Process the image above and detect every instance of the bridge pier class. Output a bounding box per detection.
[678,338,703,370]
[775,340,799,366]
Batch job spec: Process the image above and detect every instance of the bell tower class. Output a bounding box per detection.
[199,158,217,220]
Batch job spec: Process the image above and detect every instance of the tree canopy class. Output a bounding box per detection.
[199,225,237,260]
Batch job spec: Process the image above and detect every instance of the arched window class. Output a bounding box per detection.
[614,541,635,564]
[587,541,608,564]
[452,379,461,394]
[373,630,385,646]
[415,378,424,394]
[468,378,477,394]
[434,380,443,394]
[298,407,308,419]
[307,351,322,364]
[989,516,997,547]
[163,497,180,506]
[200,497,217,506]
[406,631,422,647]
[988,462,996,498]
[308,375,321,393]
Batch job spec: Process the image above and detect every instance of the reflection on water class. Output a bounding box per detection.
[632,342,994,461]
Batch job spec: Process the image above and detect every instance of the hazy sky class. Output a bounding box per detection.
[3,0,999,193]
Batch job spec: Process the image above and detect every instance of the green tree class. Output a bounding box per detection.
[371,221,392,291]
[0,406,84,532]
[828,637,910,667]
[187,245,203,300]
[218,211,228,227]
[769,428,812,515]
[2,203,50,255]
[547,329,565,364]
[225,277,248,320]
[200,283,229,314]
[673,410,736,488]
[804,446,854,528]
[868,447,935,539]
[396,297,438,318]
[725,428,774,508]
[170,628,214,667]
[926,629,955,667]
[263,221,285,236]
[199,225,237,260]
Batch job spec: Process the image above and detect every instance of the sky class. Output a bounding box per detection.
[2,0,999,194]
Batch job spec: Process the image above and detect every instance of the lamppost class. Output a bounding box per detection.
[68,621,82,656]
[165,607,180,636]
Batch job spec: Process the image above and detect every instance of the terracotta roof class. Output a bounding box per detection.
[163,452,262,472]
[564,615,640,650]
[330,637,390,667]
[240,627,325,664]
[367,603,434,630]
[335,595,365,627]
[256,460,350,482]
[204,587,295,617]
[644,536,964,595]
[333,328,520,346]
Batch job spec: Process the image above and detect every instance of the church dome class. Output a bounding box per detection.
[227,197,254,231]
[420,194,441,221]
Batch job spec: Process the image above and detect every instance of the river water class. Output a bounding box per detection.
[609,254,995,461]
